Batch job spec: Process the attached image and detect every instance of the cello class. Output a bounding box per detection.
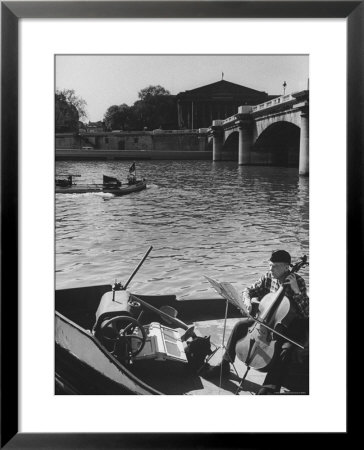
[235,255,309,371]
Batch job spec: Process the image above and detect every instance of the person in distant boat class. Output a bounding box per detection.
[127,173,136,185]
[127,161,137,185]
[204,250,309,394]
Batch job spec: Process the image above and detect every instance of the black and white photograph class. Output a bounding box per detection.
[55,54,310,396]
[1,0,355,443]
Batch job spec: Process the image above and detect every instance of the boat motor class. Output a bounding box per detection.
[93,289,141,330]
[92,288,145,357]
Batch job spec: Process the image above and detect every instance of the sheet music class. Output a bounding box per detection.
[204,276,249,317]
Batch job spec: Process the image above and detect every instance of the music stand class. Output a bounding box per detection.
[204,276,248,390]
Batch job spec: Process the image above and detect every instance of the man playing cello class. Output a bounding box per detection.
[204,250,309,395]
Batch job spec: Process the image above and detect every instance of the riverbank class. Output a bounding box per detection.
[56,148,213,161]
[56,129,211,155]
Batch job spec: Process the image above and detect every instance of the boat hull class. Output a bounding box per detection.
[55,180,147,196]
[55,285,309,395]
[56,311,160,394]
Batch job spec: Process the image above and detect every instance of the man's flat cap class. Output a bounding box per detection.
[269,250,291,264]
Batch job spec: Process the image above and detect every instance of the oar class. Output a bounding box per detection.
[122,245,153,290]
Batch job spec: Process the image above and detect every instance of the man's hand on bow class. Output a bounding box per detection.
[248,298,260,317]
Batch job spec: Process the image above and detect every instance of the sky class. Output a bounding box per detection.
[56,55,308,122]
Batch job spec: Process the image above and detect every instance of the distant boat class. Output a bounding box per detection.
[55,173,147,196]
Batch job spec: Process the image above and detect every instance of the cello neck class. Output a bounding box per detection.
[260,283,286,321]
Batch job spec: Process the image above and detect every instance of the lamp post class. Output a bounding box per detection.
[283,81,287,95]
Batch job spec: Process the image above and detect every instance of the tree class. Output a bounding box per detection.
[134,85,177,130]
[55,94,79,133]
[104,104,131,131]
[56,89,88,120]
[55,89,88,133]
[133,94,177,130]
[138,85,171,101]
[102,85,178,131]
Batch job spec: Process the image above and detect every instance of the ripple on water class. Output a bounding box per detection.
[56,161,309,295]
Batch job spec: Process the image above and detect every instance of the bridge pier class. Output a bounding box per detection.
[238,121,254,165]
[211,124,224,161]
[299,110,309,176]
[236,107,254,165]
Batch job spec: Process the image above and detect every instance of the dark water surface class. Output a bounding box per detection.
[56,160,309,298]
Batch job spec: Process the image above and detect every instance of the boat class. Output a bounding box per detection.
[55,250,309,395]
[55,163,147,196]
[55,174,147,196]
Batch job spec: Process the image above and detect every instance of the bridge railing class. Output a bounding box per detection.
[208,93,300,129]
[212,120,225,126]
[222,116,237,125]
[251,94,294,112]
[211,116,238,127]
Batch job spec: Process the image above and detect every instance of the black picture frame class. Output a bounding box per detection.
[1,1,359,447]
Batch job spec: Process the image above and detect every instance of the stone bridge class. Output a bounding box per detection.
[209,90,309,175]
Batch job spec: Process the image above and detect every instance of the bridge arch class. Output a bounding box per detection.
[206,137,213,153]
[221,130,239,160]
[251,121,300,167]
[255,109,301,140]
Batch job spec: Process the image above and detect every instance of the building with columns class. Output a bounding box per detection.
[176,79,278,129]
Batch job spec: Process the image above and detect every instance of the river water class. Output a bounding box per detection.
[56,160,309,298]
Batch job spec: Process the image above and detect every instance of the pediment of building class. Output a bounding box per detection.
[177,79,267,99]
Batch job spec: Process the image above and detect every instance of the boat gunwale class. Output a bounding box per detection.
[56,311,162,395]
